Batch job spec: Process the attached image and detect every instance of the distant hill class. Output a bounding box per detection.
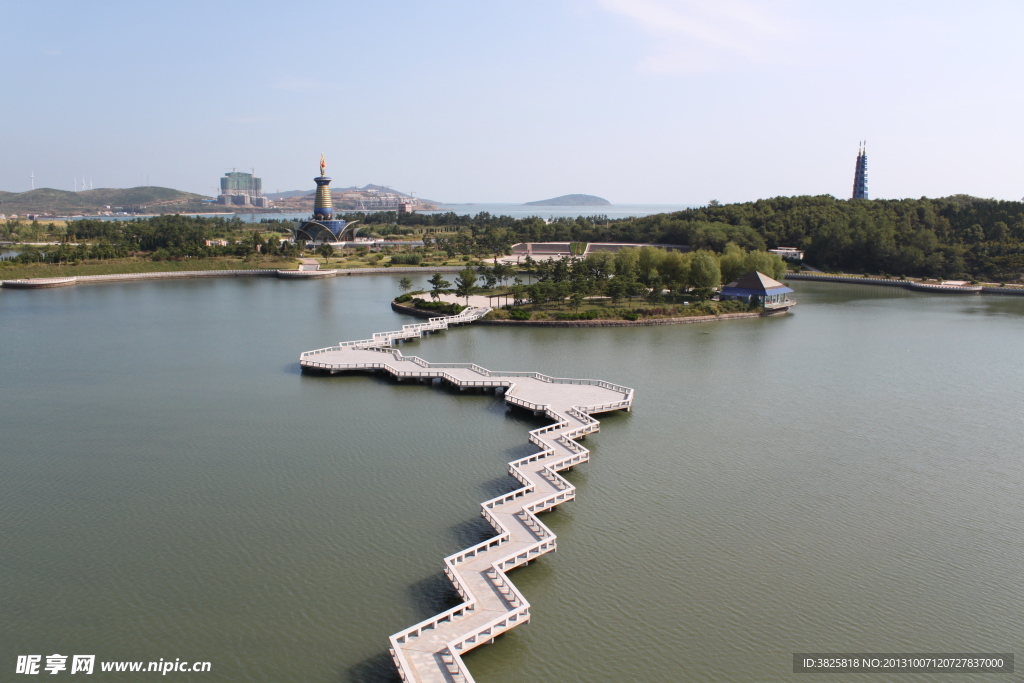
[264,189,309,200]
[266,184,441,204]
[525,194,611,207]
[0,186,211,215]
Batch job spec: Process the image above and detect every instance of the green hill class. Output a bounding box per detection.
[0,186,212,215]
[525,194,611,206]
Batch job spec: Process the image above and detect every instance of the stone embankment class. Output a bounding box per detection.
[299,307,634,683]
[786,272,1024,295]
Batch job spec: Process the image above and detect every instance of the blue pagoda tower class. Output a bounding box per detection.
[851,141,868,200]
[295,153,359,242]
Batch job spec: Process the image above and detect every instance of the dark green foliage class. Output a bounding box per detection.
[658,195,1024,280]
[390,253,423,265]
[349,194,1024,281]
[555,309,603,320]
[427,273,450,301]
[508,308,532,320]
[407,298,465,315]
[394,293,413,303]
[15,193,1024,281]
[454,266,477,303]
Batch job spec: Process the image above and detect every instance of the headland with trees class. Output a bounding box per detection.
[6,194,1024,284]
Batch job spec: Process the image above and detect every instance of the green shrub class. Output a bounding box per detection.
[484,308,511,320]
[394,293,413,303]
[390,253,423,265]
[407,299,466,315]
[693,301,717,316]
[555,309,603,321]
[509,308,531,320]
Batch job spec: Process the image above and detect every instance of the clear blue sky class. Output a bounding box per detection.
[3,0,1022,204]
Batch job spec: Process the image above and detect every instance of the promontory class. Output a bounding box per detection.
[524,194,611,206]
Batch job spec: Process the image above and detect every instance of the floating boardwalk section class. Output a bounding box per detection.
[299,307,634,682]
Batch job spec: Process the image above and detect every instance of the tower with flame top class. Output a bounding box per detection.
[295,153,360,242]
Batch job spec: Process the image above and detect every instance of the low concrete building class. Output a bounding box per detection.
[769,247,804,261]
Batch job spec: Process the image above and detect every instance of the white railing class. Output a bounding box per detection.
[299,305,634,683]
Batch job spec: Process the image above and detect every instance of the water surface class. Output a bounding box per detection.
[2,278,1021,682]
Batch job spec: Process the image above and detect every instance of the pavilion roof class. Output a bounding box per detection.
[721,271,793,295]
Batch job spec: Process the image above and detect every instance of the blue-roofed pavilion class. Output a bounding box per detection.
[719,271,795,310]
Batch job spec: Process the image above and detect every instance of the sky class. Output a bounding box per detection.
[2,0,1023,204]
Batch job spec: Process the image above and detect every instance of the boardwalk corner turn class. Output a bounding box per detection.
[299,307,634,683]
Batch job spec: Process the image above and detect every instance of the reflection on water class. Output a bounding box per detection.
[1,277,1021,682]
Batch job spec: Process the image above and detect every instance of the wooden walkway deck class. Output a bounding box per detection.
[299,307,634,682]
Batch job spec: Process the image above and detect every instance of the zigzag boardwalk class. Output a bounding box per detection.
[300,307,634,682]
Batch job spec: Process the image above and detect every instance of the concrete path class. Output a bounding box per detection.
[299,307,634,682]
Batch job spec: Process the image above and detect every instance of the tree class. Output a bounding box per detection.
[688,250,721,292]
[428,273,450,301]
[569,289,586,312]
[318,243,334,262]
[454,266,477,304]
[743,250,786,280]
[522,255,536,283]
[719,243,746,284]
[606,275,625,303]
[646,274,664,303]
[494,262,515,286]
[509,283,526,306]
[398,277,413,294]
[250,230,265,254]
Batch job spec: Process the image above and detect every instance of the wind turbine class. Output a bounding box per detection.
[30,171,35,190]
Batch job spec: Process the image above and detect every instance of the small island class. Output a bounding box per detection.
[391,248,795,327]
[524,194,611,207]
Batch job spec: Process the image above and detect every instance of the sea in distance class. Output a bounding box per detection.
[2,277,1022,682]
[69,203,694,223]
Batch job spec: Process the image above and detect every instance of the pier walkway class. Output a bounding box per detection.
[300,307,634,682]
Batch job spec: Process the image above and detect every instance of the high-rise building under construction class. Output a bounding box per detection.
[218,171,270,207]
[852,142,868,200]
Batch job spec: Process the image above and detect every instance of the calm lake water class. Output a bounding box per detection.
[2,278,1021,682]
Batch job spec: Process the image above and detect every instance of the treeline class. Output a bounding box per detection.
[448,246,786,305]
[1,215,294,245]
[363,195,1024,280]
[3,243,131,265]
[66,215,294,250]
[10,194,1024,280]
[653,195,1024,280]
[2,215,302,264]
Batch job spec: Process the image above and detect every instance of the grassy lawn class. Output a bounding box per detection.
[0,257,298,279]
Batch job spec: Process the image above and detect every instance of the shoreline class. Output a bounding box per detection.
[785,272,1024,296]
[1,265,468,289]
